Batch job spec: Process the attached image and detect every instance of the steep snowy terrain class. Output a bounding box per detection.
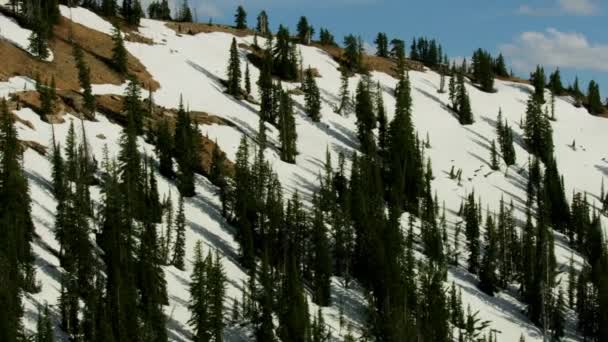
[1,6,607,341]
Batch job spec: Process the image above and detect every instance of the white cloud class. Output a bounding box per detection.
[500,28,608,73]
[518,0,599,16]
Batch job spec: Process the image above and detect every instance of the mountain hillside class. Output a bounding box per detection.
[1,4,607,342]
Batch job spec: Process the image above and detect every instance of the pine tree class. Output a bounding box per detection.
[124,76,144,135]
[234,6,247,29]
[244,63,251,96]
[524,93,553,163]
[479,214,499,295]
[472,49,494,92]
[176,0,192,22]
[273,26,299,81]
[551,288,565,341]
[35,303,54,342]
[28,16,50,60]
[277,254,310,342]
[456,72,474,124]
[188,241,211,342]
[572,77,583,107]
[297,16,312,45]
[0,98,36,342]
[464,192,480,274]
[531,66,546,103]
[490,140,499,170]
[343,35,363,73]
[72,43,96,116]
[493,54,508,77]
[102,0,118,16]
[310,194,332,306]
[226,38,242,96]
[208,251,226,342]
[278,88,298,163]
[304,68,322,122]
[255,248,276,342]
[374,32,389,58]
[548,68,564,95]
[337,68,351,115]
[256,10,270,36]
[111,25,128,75]
[355,79,376,154]
[174,98,199,197]
[587,80,603,115]
[156,118,173,178]
[172,195,186,270]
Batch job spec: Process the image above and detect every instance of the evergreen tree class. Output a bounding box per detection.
[35,303,54,342]
[319,28,336,46]
[172,195,186,270]
[464,192,480,274]
[479,214,499,295]
[354,79,376,154]
[572,77,583,107]
[234,6,247,29]
[256,11,270,36]
[493,54,508,77]
[297,16,312,45]
[72,43,95,116]
[189,242,211,342]
[176,0,192,22]
[208,251,226,342]
[0,98,36,342]
[343,35,364,73]
[490,140,499,170]
[310,194,332,306]
[472,49,494,92]
[28,16,50,60]
[524,93,553,163]
[102,0,118,16]
[531,66,546,103]
[273,26,299,81]
[374,32,389,58]
[587,80,603,115]
[156,118,173,178]
[304,68,322,122]
[174,99,199,197]
[244,63,251,96]
[255,248,276,342]
[278,88,298,163]
[111,25,128,75]
[456,72,474,124]
[226,38,242,96]
[124,76,144,135]
[551,288,565,341]
[337,68,352,115]
[548,68,564,95]
[277,254,310,342]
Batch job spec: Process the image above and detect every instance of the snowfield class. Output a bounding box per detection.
[3,6,607,341]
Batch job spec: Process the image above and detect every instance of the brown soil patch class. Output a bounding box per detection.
[166,21,255,37]
[0,15,158,91]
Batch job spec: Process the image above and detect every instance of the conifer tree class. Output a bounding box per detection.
[226,38,242,96]
[531,66,546,103]
[255,248,276,342]
[343,35,364,73]
[472,49,494,92]
[102,0,118,16]
[0,98,36,342]
[189,242,211,342]
[456,72,474,124]
[479,214,499,295]
[551,288,565,341]
[304,68,322,122]
[548,68,564,95]
[572,77,583,107]
[156,118,173,178]
[524,93,553,163]
[124,76,144,135]
[72,44,95,116]
[490,140,499,170]
[277,254,310,342]
[464,192,480,274]
[337,68,352,115]
[234,6,247,29]
[493,54,508,77]
[319,28,336,46]
[176,0,192,22]
[297,16,312,45]
[111,25,128,75]
[278,88,298,163]
[174,98,199,197]
[244,63,251,96]
[172,195,186,270]
[256,11,270,36]
[208,251,226,342]
[35,303,54,342]
[587,80,603,115]
[355,79,376,154]
[273,26,299,81]
[374,32,389,58]
[28,17,50,60]
[310,194,332,306]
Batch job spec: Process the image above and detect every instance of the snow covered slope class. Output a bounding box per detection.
[0,11,54,61]
[4,7,608,341]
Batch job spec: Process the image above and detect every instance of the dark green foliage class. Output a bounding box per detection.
[111,25,128,75]
[255,249,276,342]
[303,68,321,122]
[156,118,173,178]
[410,36,443,67]
[496,109,516,166]
[548,68,564,95]
[456,72,474,125]
[343,35,365,73]
[418,262,450,342]
[479,214,498,295]
[493,54,509,77]
[354,79,376,154]
[472,49,495,92]
[121,0,143,26]
[0,98,35,342]
[147,0,171,20]
[174,99,200,197]
[310,195,332,306]
[551,288,565,341]
[28,17,50,59]
[172,195,186,270]
[277,255,310,342]
[587,80,603,115]
[490,140,499,170]
[374,32,389,58]
[464,192,480,274]
[256,11,270,36]
[319,28,336,46]
[244,63,251,95]
[37,76,57,117]
[297,16,313,45]
[102,0,118,16]
[273,26,299,81]
[278,88,297,163]
[530,66,546,103]
[226,38,242,96]
[72,44,96,116]
[35,303,54,342]
[123,76,144,135]
[543,157,569,232]
[176,0,192,22]
[234,6,247,29]
[257,49,274,123]
[524,93,553,163]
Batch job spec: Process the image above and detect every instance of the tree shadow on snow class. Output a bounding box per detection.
[415,87,459,122]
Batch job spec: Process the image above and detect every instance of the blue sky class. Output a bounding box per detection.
[161,0,607,96]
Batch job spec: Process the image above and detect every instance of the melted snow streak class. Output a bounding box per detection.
[6,6,608,341]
